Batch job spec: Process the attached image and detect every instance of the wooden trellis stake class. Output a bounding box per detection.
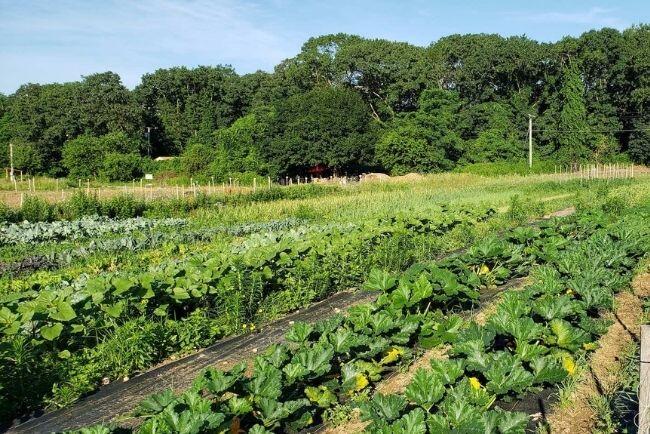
[640,325,650,433]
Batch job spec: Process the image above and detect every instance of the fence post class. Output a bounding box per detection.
[640,325,650,433]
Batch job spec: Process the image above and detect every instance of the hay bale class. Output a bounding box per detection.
[361,173,390,182]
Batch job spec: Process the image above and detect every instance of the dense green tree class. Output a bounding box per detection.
[62,135,103,179]
[3,74,139,175]
[11,139,44,174]
[210,113,270,179]
[376,89,462,173]
[556,62,590,163]
[2,26,648,176]
[135,66,251,154]
[62,132,141,180]
[623,26,650,163]
[429,34,545,103]
[265,86,377,176]
[180,142,216,175]
[459,102,524,163]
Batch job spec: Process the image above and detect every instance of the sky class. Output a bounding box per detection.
[0,0,648,94]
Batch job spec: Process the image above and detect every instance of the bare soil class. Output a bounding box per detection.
[544,270,650,434]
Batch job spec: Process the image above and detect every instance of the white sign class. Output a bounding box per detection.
[144,174,154,180]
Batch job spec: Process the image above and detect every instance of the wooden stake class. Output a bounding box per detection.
[640,325,650,434]
[253,177,257,193]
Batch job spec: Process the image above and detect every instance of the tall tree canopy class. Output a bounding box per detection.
[1,26,648,179]
[265,85,377,176]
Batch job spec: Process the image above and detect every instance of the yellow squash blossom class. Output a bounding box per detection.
[562,355,576,375]
[380,347,404,365]
[350,374,369,393]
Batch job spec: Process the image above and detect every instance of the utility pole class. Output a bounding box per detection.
[528,114,534,169]
[145,127,153,157]
[9,142,14,181]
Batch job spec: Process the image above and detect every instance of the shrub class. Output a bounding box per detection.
[457,160,556,176]
[63,132,142,180]
[100,195,146,219]
[181,142,216,175]
[20,196,53,222]
[100,153,143,182]
[0,202,18,223]
[58,191,101,219]
[62,135,103,179]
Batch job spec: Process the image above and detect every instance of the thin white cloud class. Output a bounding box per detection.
[505,6,627,28]
[0,0,293,92]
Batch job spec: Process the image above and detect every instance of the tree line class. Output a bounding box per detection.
[0,26,648,182]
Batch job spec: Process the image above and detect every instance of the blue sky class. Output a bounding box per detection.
[1,0,648,94]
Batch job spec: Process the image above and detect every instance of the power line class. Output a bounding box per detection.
[530,128,650,133]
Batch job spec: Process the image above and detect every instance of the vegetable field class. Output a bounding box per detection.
[1,174,649,433]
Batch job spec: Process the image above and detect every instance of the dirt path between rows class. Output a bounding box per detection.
[544,269,650,433]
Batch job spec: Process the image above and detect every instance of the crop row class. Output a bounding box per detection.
[359,213,648,433]
[0,218,307,275]
[0,216,187,246]
[0,205,493,422]
[63,210,633,433]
